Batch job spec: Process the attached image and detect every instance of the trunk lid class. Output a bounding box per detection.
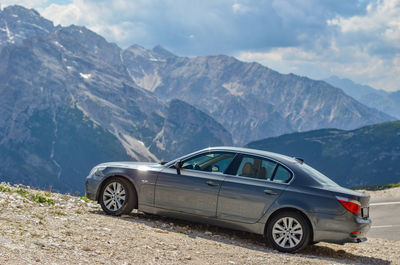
[324,185,370,218]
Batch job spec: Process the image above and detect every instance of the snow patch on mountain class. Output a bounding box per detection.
[79,73,92,79]
[135,71,162,92]
[222,82,244,96]
[4,20,14,43]
[113,129,159,162]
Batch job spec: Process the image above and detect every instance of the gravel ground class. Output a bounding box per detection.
[0,184,399,265]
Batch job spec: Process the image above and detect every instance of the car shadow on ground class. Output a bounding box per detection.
[90,210,389,265]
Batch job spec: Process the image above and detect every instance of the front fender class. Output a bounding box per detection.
[96,167,158,207]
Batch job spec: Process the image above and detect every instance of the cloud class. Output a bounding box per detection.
[37,0,367,55]
[328,0,400,52]
[238,0,400,91]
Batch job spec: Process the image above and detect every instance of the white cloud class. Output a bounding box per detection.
[328,0,400,44]
[40,1,83,26]
[238,44,400,91]
[232,2,252,14]
[39,0,144,46]
[38,0,234,49]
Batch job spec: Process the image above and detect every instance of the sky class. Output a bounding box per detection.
[2,0,400,92]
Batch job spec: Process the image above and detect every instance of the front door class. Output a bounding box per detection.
[155,151,236,217]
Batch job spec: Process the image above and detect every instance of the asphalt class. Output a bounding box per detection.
[368,197,400,241]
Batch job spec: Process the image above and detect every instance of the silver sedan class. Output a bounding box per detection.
[86,147,371,253]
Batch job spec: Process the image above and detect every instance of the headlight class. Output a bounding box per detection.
[89,165,106,176]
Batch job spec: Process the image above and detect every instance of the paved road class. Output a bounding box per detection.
[368,197,400,241]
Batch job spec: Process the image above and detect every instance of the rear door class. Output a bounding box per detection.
[217,154,292,223]
[155,151,236,217]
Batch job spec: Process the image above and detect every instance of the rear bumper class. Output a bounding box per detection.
[313,212,371,244]
[347,237,367,243]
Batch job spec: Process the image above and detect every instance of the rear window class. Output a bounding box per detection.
[301,163,339,187]
[272,165,292,183]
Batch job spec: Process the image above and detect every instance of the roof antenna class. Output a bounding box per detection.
[294,157,304,164]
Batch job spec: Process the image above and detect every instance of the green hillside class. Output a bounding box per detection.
[247,121,400,187]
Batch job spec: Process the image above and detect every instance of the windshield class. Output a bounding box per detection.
[301,163,339,187]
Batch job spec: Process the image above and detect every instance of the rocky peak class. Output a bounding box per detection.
[49,25,123,68]
[125,44,153,59]
[151,45,176,59]
[0,5,54,48]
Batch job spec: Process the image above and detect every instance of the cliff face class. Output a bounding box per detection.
[151,99,233,160]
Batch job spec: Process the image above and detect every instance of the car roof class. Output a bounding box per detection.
[198,146,298,165]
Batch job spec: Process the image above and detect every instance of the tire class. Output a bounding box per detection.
[99,177,136,216]
[266,211,310,253]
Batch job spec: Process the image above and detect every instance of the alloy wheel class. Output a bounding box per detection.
[102,182,126,211]
[272,217,303,249]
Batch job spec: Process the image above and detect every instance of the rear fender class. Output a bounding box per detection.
[258,191,318,239]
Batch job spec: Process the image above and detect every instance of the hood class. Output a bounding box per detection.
[96,161,164,170]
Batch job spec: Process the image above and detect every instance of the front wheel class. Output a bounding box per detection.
[266,211,310,253]
[99,177,136,216]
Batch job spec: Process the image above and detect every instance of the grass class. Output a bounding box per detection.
[353,182,400,191]
[0,183,55,205]
[32,214,44,221]
[31,194,54,205]
[16,189,29,197]
[54,210,67,216]
[0,185,12,193]
[80,196,91,203]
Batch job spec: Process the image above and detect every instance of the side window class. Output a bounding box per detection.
[272,165,292,183]
[236,155,277,180]
[181,152,235,174]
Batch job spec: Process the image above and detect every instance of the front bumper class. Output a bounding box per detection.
[85,173,103,201]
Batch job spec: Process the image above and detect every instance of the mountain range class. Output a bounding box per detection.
[325,76,400,119]
[122,45,393,145]
[0,5,396,192]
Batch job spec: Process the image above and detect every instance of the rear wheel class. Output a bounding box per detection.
[99,177,136,216]
[266,211,310,253]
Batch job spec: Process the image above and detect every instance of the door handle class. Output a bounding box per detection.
[206,180,219,186]
[264,189,278,195]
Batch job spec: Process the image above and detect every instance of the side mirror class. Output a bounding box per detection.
[174,160,183,175]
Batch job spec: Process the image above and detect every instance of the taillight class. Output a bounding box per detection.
[336,196,361,214]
